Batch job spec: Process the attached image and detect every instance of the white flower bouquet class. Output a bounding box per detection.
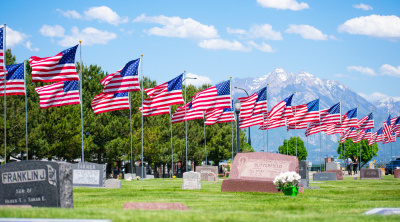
[273,171,301,190]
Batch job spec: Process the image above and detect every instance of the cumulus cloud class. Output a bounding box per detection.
[338,15,400,39]
[58,27,117,47]
[198,39,249,51]
[1,25,38,51]
[56,9,82,19]
[247,41,276,53]
[358,92,387,102]
[40,25,65,38]
[257,0,309,11]
[285,24,334,40]
[380,64,400,77]
[227,24,282,40]
[185,73,212,87]
[25,40,39,52]
[84,6,128,26]
[347,66,376,76]
[353,3,373,11]
[133,14,219,39]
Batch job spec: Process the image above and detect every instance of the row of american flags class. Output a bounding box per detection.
[1,34,399,147]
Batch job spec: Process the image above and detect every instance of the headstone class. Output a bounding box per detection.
[207,172,217,181]
[299,161,309,188]
[125,173,135,180]
[182,171,201,190]
[123,202,190,210]
[221,152,299,193]
[369,162,375,169]
[394,169,400,178]
[313,172,337,181]
[195,166,218,181]
[360,169,382,179]
[0,161,73,208]
[326,170,343,180]
[326,162,340,171]
[72,162,106,187]
[135,166,146,179]
[104,179,121,188]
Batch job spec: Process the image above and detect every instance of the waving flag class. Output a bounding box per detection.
[191,80,231,111]
[319,102,341,125]
[305,122,327,137]
[141,74,184,117]
[341,127,358,143]
[267,94,294,121]
[288,98,319,126]
[341,108,358,128]
[29,45,79,82]
[325,124,344,135]
[0,63,25,96]
[101,59,140,94]
[392,116,400,137]
[0,27,5,78]
[205,107,234,125]
[240,113,265,129]
[383,114,393,142]
[92,92,129,114]
[238,87,267,118]
[171,101,203,124]
[358,112,374,130]
[35,80,80,109]
[287,122,308,130]
[354,128,371,143]
[375,127,384,143]
[383,132,396,144]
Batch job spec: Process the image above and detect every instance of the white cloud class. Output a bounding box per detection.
[285,24,333,40]
[133,14,219,39]
[248,41,276,53]
[84,6,128,26]
[228,24,282,40]
[40,25,65,38]
[338,15,400,39]
[358,92,387,102]
[185,73,212,87]
[347,66,376,76]
[1,25,38,51]
[198,39,250,51]
[380,64,400,77]
[56,9,82,19]
[25,40,39,52]
[58,27,117,47]
[353,3,373,11]
[257,0,309,11]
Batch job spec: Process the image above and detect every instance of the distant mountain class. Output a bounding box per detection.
[231,68,398,164]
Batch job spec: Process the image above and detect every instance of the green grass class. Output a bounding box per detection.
[1,176,400,221]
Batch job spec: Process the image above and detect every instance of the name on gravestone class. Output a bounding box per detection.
[313,172,337,181]
[72,163,106,187]
[182,172,201,190]
[0,161,73,208]
[360,169,382,179]
[195,166,218,181]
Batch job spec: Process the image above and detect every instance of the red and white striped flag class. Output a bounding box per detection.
[240,113,264,129]
[267,94,294,122]
[358,112,374,130]
[287,98,319,127]
[205,107,234,125]
[260,118,287,130]
[341,127,358,143]
[171,101,203,124]
[101,59,141,94]
[392,116,400,137]
[319,102,341,125]
[35,80,80,109]
[340,108,358,128]
[383,114,393,142]
[305,122,328,137]
[237,87,267,118]
[191,80,231,111]
[92,92,129,114]
[29,45,80,83]
[0,63,25,96]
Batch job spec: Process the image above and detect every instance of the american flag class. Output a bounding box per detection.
[205,106,235,125]
[341,127,358,143]
[287,98,319,126]
[101,59,141,94]
[375,127,384,143]
[325,124,343,135]
[383,132,396,144]
[191,80,231,111]
[358,112,374,130]
[341,108,358,128]
[368,129,377,146]
[240,113,265,129]
[305,122,327,137]
[237,87,267,118]
[141,74,184,117]
[383,114,393,142]
[139,106,170,117]
[0,63,25,96]
[319,102,341,125]
[171,101,203,124]
[92,92,129,114]
[287,122,308,131]
[353,128,371,143]
[0,27,5,78]
[392,116,400,137]
[29,45,79,83]
[267,94,294,122]
[35,80,80,109]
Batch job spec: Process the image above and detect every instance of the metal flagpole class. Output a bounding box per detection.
[129,92,133,175]
[319,98,322,171]
[24,60,28,160]
[79,41,84,162]
[141,54,144,179]
[203,111,207,165]
[294,92,297,157]
[263,114,265,152]
[286,119,288,155]
[170,106,173,177]
[184,71,188,171]
[230,79,234,160]
[3,24,6,164]
[266,84,268,152]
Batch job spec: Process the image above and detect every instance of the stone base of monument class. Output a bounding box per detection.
[105,179,121,188]
[123,202,190,210]
[221,180,305,193]
[326,170,344,180]
[394,169,400,178]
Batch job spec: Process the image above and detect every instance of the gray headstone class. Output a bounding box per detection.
[195,166,218,181]
[0,161,73,208]
[369,162,375,169]
[313,172,337,181]
[299,161,309,188]
[72,163,106,187]
[363,208,400,215]
[326,162,340,171]
[135,166,146,178]
[360,169,382,179]
[182,171,201,190]
[104,179,121,188]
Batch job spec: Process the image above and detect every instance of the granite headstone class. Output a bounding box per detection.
[0,161,73,208]
[135,166,146,179]
[182,171,201,190]
[326,170,344,180]
[195,166,218,181]
[326,162,341,171]
[394,169,400,178]
[313,172,337,181]
[105,179,121,188]
[221,152,299,193]
[299,161,309,188]
[72,163,106,187]
[360,169,382,179]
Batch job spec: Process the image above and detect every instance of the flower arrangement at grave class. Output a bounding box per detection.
[136,176,140,181]
[273,171,301,196]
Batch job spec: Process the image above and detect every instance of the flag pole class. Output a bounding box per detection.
[129,92,133,175]
[230,77,234,160]
[141,54,144,179]
[319,97,322,171]
[203,111,207,165]
[286,118,288,155]
[170,106,173,177]
[79,40,84,162]
[294,91,297,157]
[266,83,269,152]
[184,71,188,171]
[357,105,360,172]
[24,60,28,160]
[3,24,6,164]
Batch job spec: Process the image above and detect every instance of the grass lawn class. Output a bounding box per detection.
[1,176,400,221]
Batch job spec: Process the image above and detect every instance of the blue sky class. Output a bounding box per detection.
[1,0,400,102]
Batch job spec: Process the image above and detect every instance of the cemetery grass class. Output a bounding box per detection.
[1,176,400,222]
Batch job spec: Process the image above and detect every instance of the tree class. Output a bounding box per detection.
[278,136,307,161]
[336,139,378,168]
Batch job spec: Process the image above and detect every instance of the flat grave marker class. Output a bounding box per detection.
[72,163,106,187]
